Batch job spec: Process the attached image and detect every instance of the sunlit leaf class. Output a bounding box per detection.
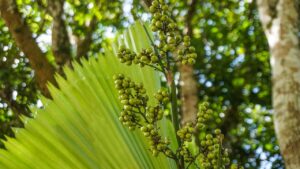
[0,22,176,169]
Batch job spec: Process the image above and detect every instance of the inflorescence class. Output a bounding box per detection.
[117,1,197,74]
[114,74,231,168]
[113,0,239,168]
[113,74,175,159]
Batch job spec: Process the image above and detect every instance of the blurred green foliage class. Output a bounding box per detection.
[0,20,37,143]
[182,1,282,168]
[0,0,283,168]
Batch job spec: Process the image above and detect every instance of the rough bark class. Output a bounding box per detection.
[257,0,300,168]
[47,0,72,70]
[180,0,198,124]
[0,0,56,98]
[184,0,198,37]
[179,65,198,124]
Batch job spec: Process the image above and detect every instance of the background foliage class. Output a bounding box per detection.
[0,0,283,168]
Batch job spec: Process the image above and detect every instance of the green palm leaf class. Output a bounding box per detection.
[0,22,176,169]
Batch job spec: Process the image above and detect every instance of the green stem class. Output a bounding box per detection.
[142,21,184,169]
[169,76,185,168]
[170,79,179,137]
[217,139,222,168]
[142,23,166,72]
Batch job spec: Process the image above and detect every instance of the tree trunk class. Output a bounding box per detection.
[47,0,72,72]
[0,0,57,98]
[257,0,300,168]
[180,0,198,124]
[179,65,198,124]
[76,16,98,59]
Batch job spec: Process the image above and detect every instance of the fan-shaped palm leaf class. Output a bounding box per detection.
[0,22,177,169]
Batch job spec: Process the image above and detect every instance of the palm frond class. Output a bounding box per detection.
[0,22,176,169]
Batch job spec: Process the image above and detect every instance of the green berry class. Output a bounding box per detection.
[162,5,168,11]
[141,56,149,62]
[150,6,156,13]
[163,45,169,51]
[188,58,195,64]
[206,134,213,140]
[154,13,161,19]
[155,21,163,28]
[215,129,221,135]
[161,15,167,21]
[151,55,159,63]
[151,0,159,7]
[168,37,175,44]
[151,26,158,32]
[182,60,188,65]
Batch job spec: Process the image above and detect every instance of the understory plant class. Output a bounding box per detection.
[113,0,234,168]
[0,1,243,169]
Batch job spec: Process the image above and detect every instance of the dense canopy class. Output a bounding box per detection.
[2,0,297,168]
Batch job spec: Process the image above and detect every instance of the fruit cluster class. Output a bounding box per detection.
[114,0,234,168]
[196,102,213,130]
[146,106,164,123]
[149,0,197,66]
[117,46,137,66]
[177,123,194,142]
[195,102,231,169]
[177,123,195,163]
[177,36,197,65]
[114,72,232,168]
[154,88,169,104]
[117,46,161,68]
[198,132,229,169]
[114,74,148,130]
[150,0,176,34]
[117,1,198,74]
[138,48,159,65]
[141,124,173,157]
[114,73,175,157]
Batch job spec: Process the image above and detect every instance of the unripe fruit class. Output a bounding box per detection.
[151,26,158,32]
[215,129,221,135]
[188,58,195,64]
[150,6,156,13]
[151,55,159,62]
[155,21,163,28]
[152,0,159,7]
[154,13,161,19]
[162,5,168,11]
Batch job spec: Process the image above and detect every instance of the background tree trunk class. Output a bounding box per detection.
[180,0,199,124]
[0,0,57,97]
[257,0,300,168]
[47,0,72,72]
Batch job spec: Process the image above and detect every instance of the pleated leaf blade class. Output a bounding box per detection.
[0,22,176,169]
